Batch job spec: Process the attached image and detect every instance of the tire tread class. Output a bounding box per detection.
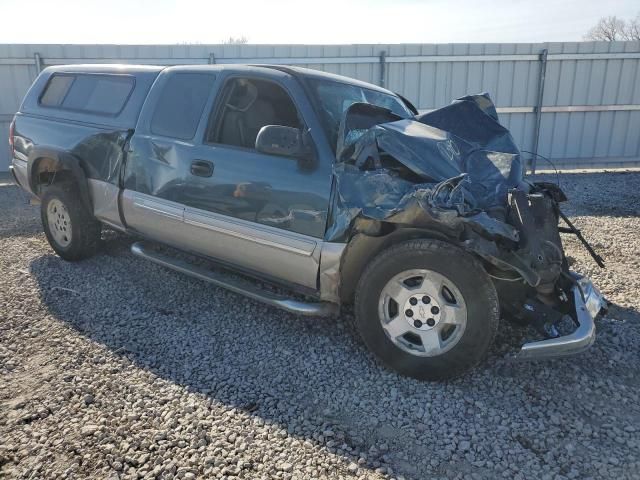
[354,238,499,380]
[41,183,102,261]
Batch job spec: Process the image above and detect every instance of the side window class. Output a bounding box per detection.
[63,75,133,114]
[39,75,74,107]
[151,73,216,140]
[207,77,302,149]
[39,74,134,115]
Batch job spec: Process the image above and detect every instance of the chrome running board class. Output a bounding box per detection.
[131,241,337,317]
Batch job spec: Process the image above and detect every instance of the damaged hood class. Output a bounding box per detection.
[327,93,524,242]
[337,93,524,210]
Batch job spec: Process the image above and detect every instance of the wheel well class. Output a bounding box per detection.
[31,157,74,194]
[30,156,93,212]
[338,226,455,305]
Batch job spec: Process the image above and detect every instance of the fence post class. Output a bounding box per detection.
[531,48,548,174]
[208,53,216,64]
[378,50,386,88]
[34,52,42,74]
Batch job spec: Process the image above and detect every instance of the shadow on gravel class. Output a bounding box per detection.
[0,184,41,239]
[23,233,554,479]
[24,215,640,479]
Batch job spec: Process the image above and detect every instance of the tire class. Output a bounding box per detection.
[354,239,499,381]
[41,183,102,261]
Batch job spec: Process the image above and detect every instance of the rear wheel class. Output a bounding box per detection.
[354,239,499,380]
[41,184,102,261]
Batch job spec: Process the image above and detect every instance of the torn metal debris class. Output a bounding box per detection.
[328,93,605,358]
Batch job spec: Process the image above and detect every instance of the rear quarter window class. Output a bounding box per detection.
[150,73,216,140]
[39,73,135,115]
[39,75,74,107]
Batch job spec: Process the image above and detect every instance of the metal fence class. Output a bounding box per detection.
[2,41,640,172]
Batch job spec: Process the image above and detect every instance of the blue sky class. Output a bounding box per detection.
[0,0,638,44]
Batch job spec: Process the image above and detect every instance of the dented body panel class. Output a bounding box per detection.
[324,93,605,359]
[329,95,567,298]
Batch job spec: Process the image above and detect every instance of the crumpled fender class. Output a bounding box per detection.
[327,93,525,239]
[326,93,549,290]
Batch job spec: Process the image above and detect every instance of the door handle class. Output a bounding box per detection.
[191,160,214,177]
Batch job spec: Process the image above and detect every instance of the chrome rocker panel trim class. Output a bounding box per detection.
[131,241,337,317]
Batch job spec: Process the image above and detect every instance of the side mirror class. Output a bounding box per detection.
[255,125,304,158]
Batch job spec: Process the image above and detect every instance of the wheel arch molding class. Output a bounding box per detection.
[27,147,93,212]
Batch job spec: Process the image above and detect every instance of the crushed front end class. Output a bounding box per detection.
[327,94,607,360]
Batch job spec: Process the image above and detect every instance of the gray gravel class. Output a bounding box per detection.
[1,171,639,479]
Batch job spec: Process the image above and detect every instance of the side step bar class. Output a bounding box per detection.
[130,241,337,317]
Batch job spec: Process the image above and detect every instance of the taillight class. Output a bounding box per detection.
[8,118,15,155]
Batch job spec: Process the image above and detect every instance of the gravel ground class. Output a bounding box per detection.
[1,171,639,480]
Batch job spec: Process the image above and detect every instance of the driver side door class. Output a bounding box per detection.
[176,72,334,290]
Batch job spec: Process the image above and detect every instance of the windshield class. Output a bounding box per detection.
[308,78,412,152]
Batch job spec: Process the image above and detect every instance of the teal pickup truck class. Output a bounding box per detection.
[9,63,606,380]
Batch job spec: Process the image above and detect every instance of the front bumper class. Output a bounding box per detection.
[515,276,605,360]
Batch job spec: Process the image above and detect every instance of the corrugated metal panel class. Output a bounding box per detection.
[1,41,640,172]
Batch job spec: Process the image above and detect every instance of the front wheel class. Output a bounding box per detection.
[41,183,102,261]
[354,239,499,380]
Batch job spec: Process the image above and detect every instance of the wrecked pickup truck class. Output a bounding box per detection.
[10,64,606,380]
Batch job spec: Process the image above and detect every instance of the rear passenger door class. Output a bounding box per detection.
[121,71,217,250]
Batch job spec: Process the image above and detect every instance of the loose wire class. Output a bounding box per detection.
[521,150,561,188]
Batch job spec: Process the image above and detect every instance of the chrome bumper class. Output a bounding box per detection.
[10,158,33,195]
[515,276,605,360]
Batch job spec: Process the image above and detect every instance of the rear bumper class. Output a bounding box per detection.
[515,276,605,360]
[10,158,32,195]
